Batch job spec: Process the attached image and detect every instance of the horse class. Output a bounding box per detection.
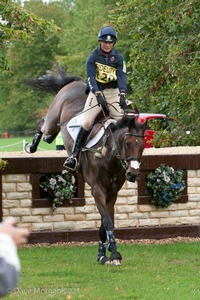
[24,69,147,266]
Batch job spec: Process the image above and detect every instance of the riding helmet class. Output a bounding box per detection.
[98,26,117,43]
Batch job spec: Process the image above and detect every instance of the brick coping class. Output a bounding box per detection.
[1,146,200,158]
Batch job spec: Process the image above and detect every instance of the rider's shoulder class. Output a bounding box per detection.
[87,47,99,62]
[112,48,124,61]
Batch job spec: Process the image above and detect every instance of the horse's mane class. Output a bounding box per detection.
[114,115,130,129]
[23,67,84,94]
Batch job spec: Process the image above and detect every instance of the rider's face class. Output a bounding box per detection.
[99,41,114,53]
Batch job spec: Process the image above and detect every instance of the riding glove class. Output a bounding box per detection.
[95,92,107,109]
[119,92,127,110]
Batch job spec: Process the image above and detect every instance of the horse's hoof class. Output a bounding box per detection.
[109,259,121,266]
[24,143,32,153]
[109,251,122,266]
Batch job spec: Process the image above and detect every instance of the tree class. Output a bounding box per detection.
[0,0,119,131]
[0,0,57,71]
[113,0,200,140]
[56,0,118,78]
[0,0,66,130]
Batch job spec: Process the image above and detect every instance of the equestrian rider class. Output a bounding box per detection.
[64,26,127,170]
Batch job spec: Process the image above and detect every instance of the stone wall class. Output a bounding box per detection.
[1,147,200,236]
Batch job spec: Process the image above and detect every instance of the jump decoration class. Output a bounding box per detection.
[40,170,76,210]
[146,164,185,208]
[0,159,8,170]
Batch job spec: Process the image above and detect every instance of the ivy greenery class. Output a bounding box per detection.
[0,0,58,72]
[146,164,185,207]
[0,158,8,170]
[40,171,76,210]
[113,0,200,145]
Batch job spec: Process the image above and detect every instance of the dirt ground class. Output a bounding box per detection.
[21,236,200,249]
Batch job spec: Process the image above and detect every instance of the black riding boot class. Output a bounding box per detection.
[63,127,89,170]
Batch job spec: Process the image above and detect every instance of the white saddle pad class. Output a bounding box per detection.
[67,114,116,148]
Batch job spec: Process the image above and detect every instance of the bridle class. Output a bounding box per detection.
[125,132,144,138]
[121,132,145,169]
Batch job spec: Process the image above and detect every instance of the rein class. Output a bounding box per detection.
[125,132,144,138]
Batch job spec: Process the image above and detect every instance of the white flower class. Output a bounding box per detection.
[50,178,57,186]
[71,176,76,185]
[61,170,68,175]
[163,171,170,184]
[57,175,66,184]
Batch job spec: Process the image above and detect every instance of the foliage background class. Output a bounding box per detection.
[0,0,199,145]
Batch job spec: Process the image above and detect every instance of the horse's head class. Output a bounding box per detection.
[123,114,147,182]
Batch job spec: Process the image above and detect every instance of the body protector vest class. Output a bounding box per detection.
[94,48,119,90]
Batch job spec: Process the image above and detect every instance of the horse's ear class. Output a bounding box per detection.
[136,115,147,130]
[124,102,140,115]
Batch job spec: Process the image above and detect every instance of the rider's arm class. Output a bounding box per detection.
[117,54,127,93]
[86,51,100,94]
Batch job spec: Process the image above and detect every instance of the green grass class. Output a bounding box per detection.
[6,241,200,300]
[0,137,56,152]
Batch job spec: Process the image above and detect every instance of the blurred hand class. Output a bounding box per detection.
[95,92,107,109]
[119,92,127,109]
[0,217,30,247]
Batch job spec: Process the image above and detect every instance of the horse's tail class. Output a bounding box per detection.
[23,67,84,93]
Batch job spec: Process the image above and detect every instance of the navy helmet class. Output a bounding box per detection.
[98,26,117,43]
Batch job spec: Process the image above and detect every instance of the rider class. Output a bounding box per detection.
[64,25,127,170]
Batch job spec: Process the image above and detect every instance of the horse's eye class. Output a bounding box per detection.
[124,140,130,148]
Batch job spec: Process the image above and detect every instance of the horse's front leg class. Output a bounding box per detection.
[94,187,122,266]
[106,194,122,265]
[24,117,45,153]
[105,222,122,266]
[97,222,110,265]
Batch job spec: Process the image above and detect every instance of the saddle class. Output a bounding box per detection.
[67,111,116,149]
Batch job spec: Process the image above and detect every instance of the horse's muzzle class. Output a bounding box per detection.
[126,171,138,182]
[125,159,141,182]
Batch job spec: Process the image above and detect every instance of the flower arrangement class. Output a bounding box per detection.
[0,159,8,170]
[146,164,185,208]
[40,170,76,210]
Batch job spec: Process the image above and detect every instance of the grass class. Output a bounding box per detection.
[6,241,200,300]
[1,138,200,299]
[0,137,56,152]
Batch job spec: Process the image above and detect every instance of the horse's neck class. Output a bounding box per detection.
[110,127,127,158]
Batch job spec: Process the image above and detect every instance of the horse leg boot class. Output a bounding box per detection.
[63,126,90,170]
[106,230,122,265]
[24,116,45,153]
[97,225,110,265]
[24,131,43,153]
[43,131,59,144]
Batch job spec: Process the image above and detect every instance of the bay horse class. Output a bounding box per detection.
[24,69,146,266]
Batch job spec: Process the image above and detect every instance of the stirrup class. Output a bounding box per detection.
[63,156,78,171]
